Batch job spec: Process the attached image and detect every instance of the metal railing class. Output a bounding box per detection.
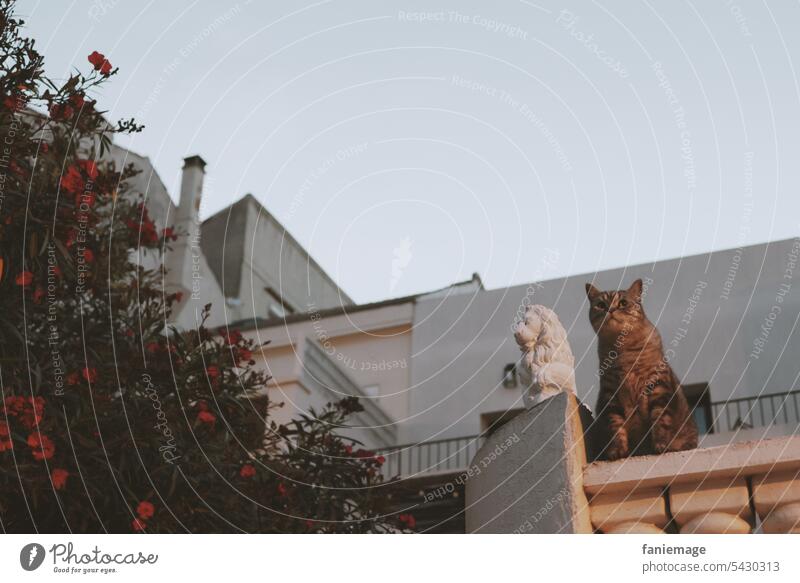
[378,390,800,478]
[378,434,484,478]
[711,389,800,434]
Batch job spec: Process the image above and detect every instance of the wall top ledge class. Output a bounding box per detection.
[583,435,800,496]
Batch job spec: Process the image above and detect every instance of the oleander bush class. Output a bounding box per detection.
[0,0,404,533]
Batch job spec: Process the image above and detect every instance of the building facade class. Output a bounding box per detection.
[248,237,800,472]
[117,146,799,532]
[119,145,799,484]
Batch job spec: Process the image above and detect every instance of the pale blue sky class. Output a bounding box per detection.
[17,0,800,303]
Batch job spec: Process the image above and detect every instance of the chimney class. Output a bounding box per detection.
[165,155,207,318]
[177,155,206,226]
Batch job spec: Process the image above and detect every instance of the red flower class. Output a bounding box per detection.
[4,395,25,415]
[126,206,159,244]
[77,159,99,180]
[48,102,74,121]
[145,342,160,354]
[136,501,155,520]
[65,230,77,250]
[81,367,97,383]
[277,482,288,497]
[19,397,45,430]
[88,51,108,71]
[206,365,219,380]
[67,94,94,113]
[70,93,85,108]
[82,248,95,263]
[66,372,80,386]
[60,165,84,194]
[52,468,69,490]
[131,518,146,532]
[162,227,177,241]
[223,330,242,345]
[240,464,256,478]
[344,445,353,455]
[15,271,33,286]
[27,433,55,460]
[398,513,416,529]
[33,286,45,304]
[9,160,25,176]
[172,291,184,303]
[197,410,216,426]
[376,455,385,466]
[0,421,13,452]
[99,61,112,76]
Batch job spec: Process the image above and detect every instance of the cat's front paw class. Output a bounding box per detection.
[652,441,668,454]
[651,421,675,454]
[605,442,629,461]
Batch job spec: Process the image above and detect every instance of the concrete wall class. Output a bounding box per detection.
[465,393,591,534]
[408,237,800,442]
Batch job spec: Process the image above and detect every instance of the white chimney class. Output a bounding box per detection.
[176,155,206,228]
[165,155,206,316]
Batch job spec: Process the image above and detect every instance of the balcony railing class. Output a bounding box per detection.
[380,390,800,478]
[710,389,800,433]
[378,434,484,478]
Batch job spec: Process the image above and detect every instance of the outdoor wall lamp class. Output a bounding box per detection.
[502,363,517,388]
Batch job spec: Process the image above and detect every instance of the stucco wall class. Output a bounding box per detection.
[250,301,414,448]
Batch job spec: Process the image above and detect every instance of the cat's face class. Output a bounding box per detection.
[585,279,645,338]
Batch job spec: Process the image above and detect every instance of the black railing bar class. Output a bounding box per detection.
[377,434,484,453]
[781,394,790,424]
[711,389,800,406]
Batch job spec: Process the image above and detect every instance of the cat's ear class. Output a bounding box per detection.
[628,278,643,301]
[585,283,601,301]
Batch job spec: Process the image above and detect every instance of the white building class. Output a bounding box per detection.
[123,147,800,531]
[247,235,799,446]
[111,147,351,331]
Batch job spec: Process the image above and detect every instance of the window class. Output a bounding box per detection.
[683,383,713,434]
[502,363,517,388]
[264,286,294,314]
[268,303,286,319]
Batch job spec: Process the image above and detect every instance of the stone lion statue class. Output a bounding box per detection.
[513,304,576,408]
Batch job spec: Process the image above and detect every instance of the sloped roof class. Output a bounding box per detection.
[200,193,353,304]
[227,272,485,331]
